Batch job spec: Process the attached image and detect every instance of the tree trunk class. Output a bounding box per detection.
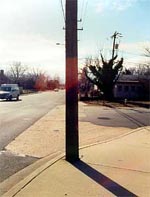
[104,85,114,101]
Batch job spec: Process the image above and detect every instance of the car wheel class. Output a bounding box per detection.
[9,96,12,101]
[16,95,19,101]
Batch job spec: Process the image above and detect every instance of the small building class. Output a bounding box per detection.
[114,80,144,100]
[0,70,10,85]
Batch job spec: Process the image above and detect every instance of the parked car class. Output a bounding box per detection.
[0,84,20,101]
[54,88,59,92]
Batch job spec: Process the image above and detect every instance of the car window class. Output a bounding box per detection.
[0,87,11,91]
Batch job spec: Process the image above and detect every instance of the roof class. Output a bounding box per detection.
[116,80,142,84]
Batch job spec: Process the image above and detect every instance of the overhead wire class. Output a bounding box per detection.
[78,0,88,48]
[119,50,150,57]
[101,45,150,58]
[79,0,85,21]
[81,0,88,28]
[59,0,65,24]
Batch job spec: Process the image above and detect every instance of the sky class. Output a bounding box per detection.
[0,0,150,81]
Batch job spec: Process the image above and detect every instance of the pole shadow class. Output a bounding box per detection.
[72,160,137,197]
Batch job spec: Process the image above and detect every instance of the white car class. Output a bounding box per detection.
[0,84,20,101]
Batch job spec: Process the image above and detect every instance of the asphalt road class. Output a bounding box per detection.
[0,90,65,182]
[0,90,65,150]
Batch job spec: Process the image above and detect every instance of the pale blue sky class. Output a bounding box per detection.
[0,0,150,80]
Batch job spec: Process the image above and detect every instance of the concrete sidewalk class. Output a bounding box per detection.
[2,126,150,197]
[1,102,150,196]
[4,102,133,158]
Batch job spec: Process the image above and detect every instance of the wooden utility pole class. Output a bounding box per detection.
[111,31,122,59]
[65,0,79,162]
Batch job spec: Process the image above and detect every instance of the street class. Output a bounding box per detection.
[0,90,65,150]
[0,90,65,182]
[0,91,149,183]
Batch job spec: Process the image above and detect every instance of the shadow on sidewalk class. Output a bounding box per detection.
[72,160,137,197]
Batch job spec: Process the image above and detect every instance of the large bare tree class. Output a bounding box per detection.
[7,62,28,85]
[84,54,123,100]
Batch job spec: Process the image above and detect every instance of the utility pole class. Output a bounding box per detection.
[111,31,122,59]
[65,0,79,162]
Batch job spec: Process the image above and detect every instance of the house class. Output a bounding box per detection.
[113,73,149,100]
[0,70,10,85]
[114,80,144,100]
[78,71,149,100]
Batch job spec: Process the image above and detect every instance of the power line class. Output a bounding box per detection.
[60,0,65,24]
[79,0,85,21]
[120,50,150,57]
[78,0,88,43]
[81,0,88,28]
[100,46,150,58]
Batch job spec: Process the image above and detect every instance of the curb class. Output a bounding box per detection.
[0,151,63,196]
[79,126,146,150]
[2,153,65,197]
[128,101,150,108]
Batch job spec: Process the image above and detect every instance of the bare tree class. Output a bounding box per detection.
[6,63,61,91]
[144,47,150,57]
[139,46,150,75]
[7,62,28,85]
[25,67,46,90]
[84,54,123,100]
[34,74,47,91]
